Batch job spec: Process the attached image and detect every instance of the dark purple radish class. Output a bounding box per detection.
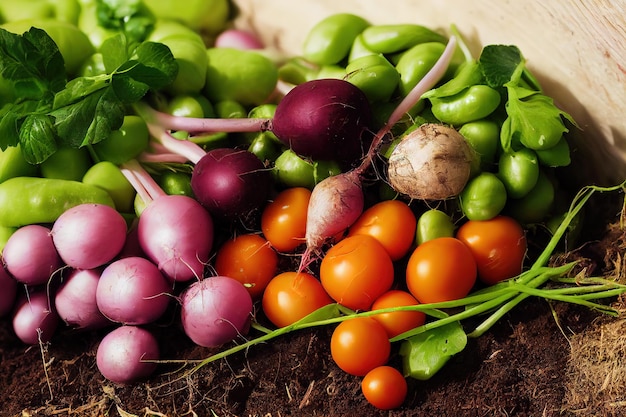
[55,268,111,330]
[190,148,272,219]
[0,265,17,317]
[96,325,159,384]
[12,290,59,345]
[3,224,62,286]
[271,78,373,163]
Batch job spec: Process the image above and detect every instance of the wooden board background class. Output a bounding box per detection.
[231,0,626,185]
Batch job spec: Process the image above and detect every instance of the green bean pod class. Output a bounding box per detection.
[459,172,507,221]
[506,169,555,225]
[535,137,571,167]
[395,42,446,97]
[360,24,447,54]
[345,54,400,102]
[302,13,370,65]
[0,176,116,227]
[497,148,539,199]
[430,84,501,126]
[0,145,38,183]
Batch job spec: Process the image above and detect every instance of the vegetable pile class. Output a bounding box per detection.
[1,2,625,411]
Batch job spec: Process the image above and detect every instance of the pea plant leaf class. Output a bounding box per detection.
[399,321,467,380]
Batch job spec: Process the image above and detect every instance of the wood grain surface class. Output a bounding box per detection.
[232,0,626,184]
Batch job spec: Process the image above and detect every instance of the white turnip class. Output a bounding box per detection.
[51,203,127,270]
[12,290,59,345]
[2,224,62,286]
[180,276,253,347]
[387,123,476,200]
[96,257,172,325]
[55,268,111,330]
[96,325,159,384]
[0,265,17,317]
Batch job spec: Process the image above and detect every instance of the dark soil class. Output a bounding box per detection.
[2,191,625,417]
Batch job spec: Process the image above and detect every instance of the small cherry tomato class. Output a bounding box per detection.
[456,215,527,285]
[261,187,311,252]
[262,271,333,328]
[361,366,408,410]
[348,199,417,261]
[214,233,278,300]
[320,234,394,311]
[370,290,426,338]
[330,317,390,376]
[406,237,477,303]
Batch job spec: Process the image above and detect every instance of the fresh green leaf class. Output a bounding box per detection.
[0,105,22,149]
[19,113,57,164]
[53,75,110,109]
[96,0,155,42]
[479,44,523,88]
[399,321,467,380]
[100,34,133,73]
[111,72,149,103]
[131,41,179,89]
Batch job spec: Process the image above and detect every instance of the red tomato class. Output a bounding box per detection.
[361,366,408,410]
[456,215,527,285]
[406,237,477,303]
[330,317,390,376]
[348,199,417,261]
[214,233,278,300]
[262,271,332,328]
[320,234,394,311]
[370,290,426,338]
[261,187,311,252]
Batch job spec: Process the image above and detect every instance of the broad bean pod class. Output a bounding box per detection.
[430,84,501,126]
[360,24,447,54]
[497,148,539,199]
[0,176,115,227]
[459,172,507,221]
[395,42,446,97]
[302,13,370,65]
[345,54,400,103]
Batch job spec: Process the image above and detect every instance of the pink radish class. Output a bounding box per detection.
[0,265,17,317]
[3,224,62,286]
[51,203,127,269]
[12,290,59,345]
[55,268,111,330]
[96,325,159,384]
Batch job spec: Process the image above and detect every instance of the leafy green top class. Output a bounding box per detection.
[0,27,177,164]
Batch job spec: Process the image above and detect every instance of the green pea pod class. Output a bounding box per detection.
[0,145,38,183]
[248,132,283,163]
[506,169,555,225]
[395,42,446,97]
[40,145,92,181]
[142,0,229,34]
[83,161,136,213]
[156,171,194,198]
[345,54,400,102]
[302,13,370,65]
[148,21,208,95]
[497,148,539,199]
[0,1,54,23]
[459,172,507,221]
[50,0,81,25]
[535,137,571,167]
[278,57,321,85]
[168,94,215,118]
[416,209,455,245]
[91,115,149,165]
[458,120,500,171]
[422,60,484,99]
[430,84,501,126]
[316,65,346,80]
[204,47,278,106]
[347,33,376,62]
[214,100,247,119]
[0,225,16,252]
[273,149,341,189]
[360,24,447,54]
[0,176,116,227]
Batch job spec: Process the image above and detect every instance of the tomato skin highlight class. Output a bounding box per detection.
[320,234,394,311]
[348,199,417,261]
[330,317,391,376]
[456,215,527,285]
[214,233,278,300]
[261,187,311,252]
[370,290,426,338]
[361,365,408,410]
[261,271,333,328]
[406,237,477,303]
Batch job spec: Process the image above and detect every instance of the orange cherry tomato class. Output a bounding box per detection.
[348,199,417,261]
[261,187,311,252]
[320,234,394,311]
[214,233,279,300]
[330,317,390,376]
[406,237,477,303]
[456,215,527,285]
[361,366,408,410]
[262,271,333,328]
[370,290,426,338]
